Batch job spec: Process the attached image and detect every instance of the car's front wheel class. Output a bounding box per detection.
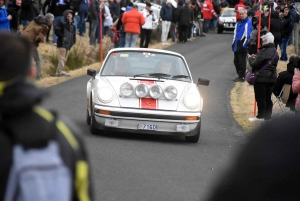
[86,109,91,125]
[185,122,201,143]
[90,107,102,135]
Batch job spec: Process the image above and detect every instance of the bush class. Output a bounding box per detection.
[95,36,113,62]
[66,41,89,70]
[44,50,58,76]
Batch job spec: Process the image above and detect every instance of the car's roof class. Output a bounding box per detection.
[107,48,184,58]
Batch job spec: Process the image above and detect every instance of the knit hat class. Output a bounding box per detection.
[166,0,172,4]
[45,13,54,22]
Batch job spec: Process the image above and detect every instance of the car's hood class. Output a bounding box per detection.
[219,16,236,23]
[103,76,190,111]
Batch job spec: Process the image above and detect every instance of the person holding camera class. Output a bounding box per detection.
[140,2,157,48]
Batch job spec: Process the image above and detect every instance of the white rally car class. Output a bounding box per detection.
[86,48,209,143]
[217,8,236,34]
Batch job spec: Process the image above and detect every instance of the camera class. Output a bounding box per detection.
[149,10,153,14]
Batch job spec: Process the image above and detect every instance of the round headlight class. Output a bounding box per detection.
[120,82,134,97]
[184,93,200,110]
[97,87,113,103]
[164,86,177,100]
[149,85,163,99]
[135,84,148,98]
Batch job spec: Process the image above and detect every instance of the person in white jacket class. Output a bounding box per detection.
[140,2,157,48]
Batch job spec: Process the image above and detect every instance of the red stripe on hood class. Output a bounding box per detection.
[138,80,157,109]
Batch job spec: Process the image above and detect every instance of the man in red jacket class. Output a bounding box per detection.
[202,0,217,33]
[122,2,145,47]
[235,0,246,21]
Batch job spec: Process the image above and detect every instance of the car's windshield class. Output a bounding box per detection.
[221,9,235,17]
[101,51,191,81]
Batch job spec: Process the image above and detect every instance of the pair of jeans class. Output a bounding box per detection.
[90,19,99,45]
[125,33,139,47]
[161,20,171,42]
[170,22,176,42]
[53,16,64,44]
[280,37,289,61]
[189,23,194,38]
[97,22,105,43]
[74,15,79,31]
[203,19,210,33]
[233,52,247,78]
[140,29,152,48]
[79,12,87,36]
[254,82,275,119]
[210,19,217,29]
[118,34,125,47]
[31,48,42,78]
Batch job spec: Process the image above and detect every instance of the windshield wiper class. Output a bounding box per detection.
[133,73,172,78]
[172,75,190,79]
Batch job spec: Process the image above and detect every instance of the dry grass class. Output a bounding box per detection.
[230,45,296,133]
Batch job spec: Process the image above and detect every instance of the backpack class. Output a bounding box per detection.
[3,113,73,201]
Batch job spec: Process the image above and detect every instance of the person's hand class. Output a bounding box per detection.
[295,68,300,75]
[7,15,12,20]
[104,14,108,17]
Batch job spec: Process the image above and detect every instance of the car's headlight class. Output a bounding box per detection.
[184,93,200,110]
[135,83,148,98]
[164,86,177,100]
[149,85,163,99]
[97,87,113,103]
[120,82,134,97]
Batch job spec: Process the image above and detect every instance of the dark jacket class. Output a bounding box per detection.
[42,0,52,15]
[178,6,192,26]
[248,43,278,83]
[160,4,172,21]
[7,0,21,32]
[55,9,76,50]
[270,11,282,44]
[171,5,178,23]
[0,81,93,201]
[281,12,294,38]
[109,0,119,17]
[77,0,88,13]
[50,0,70,17]
[88,0,105,20]
[273,55,299,110]
[19,0,34,21]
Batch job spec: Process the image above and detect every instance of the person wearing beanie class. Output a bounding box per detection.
[21,14,54,80]
[248,32,279,121]
[160,0,173,45]
[54,10,76,77]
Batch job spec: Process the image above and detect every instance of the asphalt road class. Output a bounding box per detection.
[42,31,248,201]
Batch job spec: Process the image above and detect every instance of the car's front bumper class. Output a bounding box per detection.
[92,104,201,136]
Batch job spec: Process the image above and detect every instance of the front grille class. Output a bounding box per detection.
[109,111,200,120]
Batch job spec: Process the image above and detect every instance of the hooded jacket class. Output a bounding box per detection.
[160,3,172,21]
[178,5,193,26]
[232,16,252,53]
[202,0,215,20]
[273,55,299,110]
[270,11,282,44]
[122,8,145,34]
[21,15,49,48]
[234,0,246,20]
[0,5,10,31]
[55,10,76,50]
[7,0,20,32]
[281,11,294,38]
[248,43,278,83]
[0,80,93,201]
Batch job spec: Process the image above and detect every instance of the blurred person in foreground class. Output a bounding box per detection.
[206,115,300,201]
[21,13,54,80]
[248,32,279,122]
[292,67,300,116]
[0,32,93,201]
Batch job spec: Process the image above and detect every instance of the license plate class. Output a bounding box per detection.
[105,119,119,127]
[138,124,157,131]
[176,125,190,132]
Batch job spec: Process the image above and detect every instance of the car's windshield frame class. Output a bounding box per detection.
[221,9,235,17]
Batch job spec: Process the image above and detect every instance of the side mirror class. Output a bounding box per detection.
[87,69,97,77]
[197,78,210,86]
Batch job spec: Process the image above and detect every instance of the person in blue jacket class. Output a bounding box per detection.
[232,8,252,82]
[0,0,12,31]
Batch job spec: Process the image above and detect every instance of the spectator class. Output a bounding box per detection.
[280,8,293,62]
[104,3,113,42]
[248,32,279,121]
[205,115,300,201]
[177,2,192,43]
[115,6,126,47]
[210,0,219,31]
[89,0,106,46]
[202,0,216,33]
[273,55,299,111]
[77,0,88,36]
[188,1,196,41]
[7,0,21,33]
[292,68,300,116]
[0,32,93,201]
[19,0,33,26]
[55,10,76,77]
[42,0,52,43]
[0,0,12,31]
[140,2,157,48]
[160,0,172,45]
[247,16,258,55]
[109,0,120,18]
[234,0,246,22]
[220,0,229,15]
[50,0,70,46]
[170,0,178,43]
[232,9,252,82]
[121,3,145,47]
[270,11,282,49]
[21,13,54,80]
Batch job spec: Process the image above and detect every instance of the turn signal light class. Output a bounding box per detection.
[99,110,111,115]
[186,116,198,120]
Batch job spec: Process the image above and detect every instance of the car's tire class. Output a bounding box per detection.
[185,122,201,143]
[90,107,102,135]
[217,26,223,34]
[86,109,91,125]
